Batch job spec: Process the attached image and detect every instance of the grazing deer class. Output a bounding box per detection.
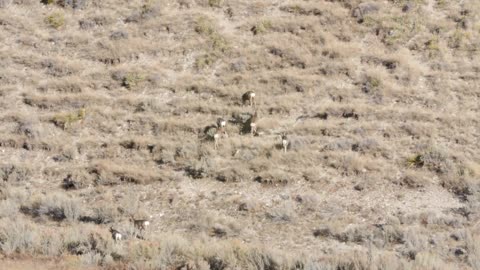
[249,110,258,136]
[281,133,289,153]
[131,215,152,232]
[109,227,123,242]
[217,117,228,137]
[242,91,256,107]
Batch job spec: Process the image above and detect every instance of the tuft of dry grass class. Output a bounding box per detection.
[52,108,86,129]
[0,0,479,268]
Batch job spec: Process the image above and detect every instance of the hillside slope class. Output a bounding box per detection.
[0,0,479,269]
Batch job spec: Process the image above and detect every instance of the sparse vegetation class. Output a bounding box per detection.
[122,72,145,89]
[52,108,86,129]
[251,20,272,35]
[208,0,223,8]
[45,12,65,29]
[195,16,229,53]
[0,0,479,269]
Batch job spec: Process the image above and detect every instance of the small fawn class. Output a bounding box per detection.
[242,91,256,107]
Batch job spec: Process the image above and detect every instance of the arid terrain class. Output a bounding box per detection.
[0,0,479,269]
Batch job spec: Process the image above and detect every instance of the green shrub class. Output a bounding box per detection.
[41,0,56,4]
[45,12,65,29]
[407,154,424,168]
[194,16,229,54]
[208,0,223,8]
[210,33,228,52]
[424,36,441,57]
[362,75,381,94]
[251,20,273,35]
[52,108,86,129]
[123,73,145,89]
[194,16,215,35]
[448,30,470,49]
[435,0,447,8]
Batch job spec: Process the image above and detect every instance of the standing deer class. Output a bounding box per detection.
[281,133,289,153]
[109,227,123,242]
[249,110,258,136]
[131,215,152,234]
[242,91,256,107]
[217,117,228,137]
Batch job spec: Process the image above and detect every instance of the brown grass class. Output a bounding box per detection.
[0,0,479,268]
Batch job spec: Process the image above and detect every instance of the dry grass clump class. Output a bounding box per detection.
[254,169,295,185]
[41,0,87,9]
[89,160,165,185]
[62,170,94,190]
[250,20,273,35]
[188,211,243,238]
[52,108,86,129]
[0,0,479,268]
[80,204,120,225]
[0,164,32,183]
[0,199,19,219]
[20,193,82,222]
[266,201,297,222]
[404,148,479,201]
[122,72,146,90]
[215,165,252,182]
[193,15,230,67]
[0,217,38,255]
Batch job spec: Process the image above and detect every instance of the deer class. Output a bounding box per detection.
[109,227,123,242]
[242,91,256,107]
[249,110,258,136]
[131,215,152,233]
[213,117,228,150]
[281,133,289,153]
[217,117,228,138]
